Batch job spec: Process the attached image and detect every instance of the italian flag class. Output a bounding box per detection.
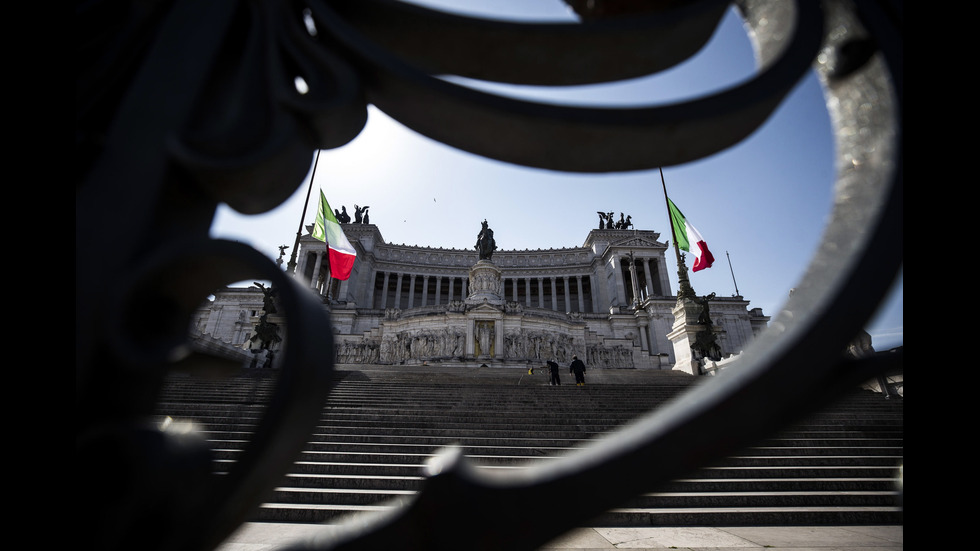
[667,197,715,272]
[312,189,357,280]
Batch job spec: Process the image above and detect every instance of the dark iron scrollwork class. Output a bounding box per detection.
[76,1,902,550]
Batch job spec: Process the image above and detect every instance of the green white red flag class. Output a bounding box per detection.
[667,197,714,272]
[312,189,356,280]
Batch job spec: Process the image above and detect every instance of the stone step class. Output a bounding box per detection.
[260,487,900,509]
[249,503,904,526]
[647,478,902,493]
[207,440,903,461]
[211,448,901,470]
[172,423,904,450]
[154,369,902,527]
[279,473,424,491]
[215,456,900,483]
[196,428,903,451]
[620,491,902,508]
[208,432,903,458]
[271,473,899,493]
[588,506,904,527]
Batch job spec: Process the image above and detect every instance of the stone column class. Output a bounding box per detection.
[650,313,673,365]
[434,276,442,306]
[589,275,600,313]
[627,254,640,306]
[645,314,658,355]
[550,277,558,311]
[494,319,503,359]
[643,258,656,298]
[612,256,627,306]
[380,272,390,309]
[560,276,569,312]
[365,271,377,308]
[635,311,650,352]
[577,276,586,313]
[659,259,672,296]
[204,305,224,336]
[394,273,404,309]
[311,251,325,292]
[338,278,350,303]
[525,278,532,307]
[408,274,417,308]
[421,275,430,307]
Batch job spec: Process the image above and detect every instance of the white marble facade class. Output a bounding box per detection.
[193,223,769,370]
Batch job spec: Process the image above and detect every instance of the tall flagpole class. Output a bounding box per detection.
[660,167,696,300]
[726,251,740,297]
[286,150,321,274]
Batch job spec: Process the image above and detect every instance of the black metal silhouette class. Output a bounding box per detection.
[76,1,903,550]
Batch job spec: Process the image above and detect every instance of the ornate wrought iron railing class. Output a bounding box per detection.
[75,1,902,550]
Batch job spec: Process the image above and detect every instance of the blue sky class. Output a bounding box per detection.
[209,2,903,351]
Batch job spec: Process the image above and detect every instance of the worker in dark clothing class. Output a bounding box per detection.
[569,355,586,386]
[547,360,561,385]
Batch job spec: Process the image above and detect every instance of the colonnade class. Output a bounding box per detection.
[619,256,667,303]
[302,250,345,301]
[366,271,596,313]
[371,272,469,310]
[299,247,669,314]
[501,275,594,313]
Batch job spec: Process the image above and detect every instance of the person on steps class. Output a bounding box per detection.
[547,359,561,386]
[569,355,586,386]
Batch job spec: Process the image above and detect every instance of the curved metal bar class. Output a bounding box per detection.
[322,0,731,86]
[307,0,824,172]
[77,0,241,406]
[75,11,342,550]
[169,1,368,215]
[80,238,338,551]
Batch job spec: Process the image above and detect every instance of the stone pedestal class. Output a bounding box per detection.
[667,299,708,375]
[466,260,504,305]
[248,312,285,352]
[464,260,504,361]
[247,311,287,368]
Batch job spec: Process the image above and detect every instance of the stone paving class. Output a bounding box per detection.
[215,522,903,550]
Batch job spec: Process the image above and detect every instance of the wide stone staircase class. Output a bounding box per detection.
[154,364,903,527]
